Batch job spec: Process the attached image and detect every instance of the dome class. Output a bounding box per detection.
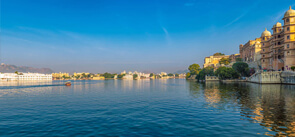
[261,28,271,37]
[284,6,295,18]
[273,22,282,28]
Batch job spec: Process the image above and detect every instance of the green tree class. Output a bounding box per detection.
[117,74,125,79]
[219,58,231,65]
[188,64,201,75]
[236,58,243,62]
[149,73,154,77]
[168,73,174,76]
[291,66,295,71]
[102,73,116,78]
[15,71,18,74]
[215,67,239,80]
[186,72,191,79]
[232,62,249,77]
[175,73,179,77]
[196,66,214,80]
[81,73,86,78]
[213,53,225,56]
[133,74,138,79]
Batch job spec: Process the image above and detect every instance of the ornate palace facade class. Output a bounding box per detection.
[240,6,295,71]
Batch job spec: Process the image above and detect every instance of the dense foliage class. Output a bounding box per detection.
[213,53,225,56]
[133,74,138,79]
[232,62,250,77]
[117,74,125,79]
[214,67,239,80]
[188,64,201,75]
[235,58,243,62]
[291,66,295,71]
[186,72,191,79]
[101,73,116,78]
[168,73,174,76]
[196,66,214,80]
[219,58,231,65]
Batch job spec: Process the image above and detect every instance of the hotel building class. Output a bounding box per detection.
[0,73,52,81]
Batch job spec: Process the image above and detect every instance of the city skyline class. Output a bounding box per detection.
[1,0,295,73]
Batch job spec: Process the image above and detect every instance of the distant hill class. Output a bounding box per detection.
[0,64,54,74]
[174,69,189,74]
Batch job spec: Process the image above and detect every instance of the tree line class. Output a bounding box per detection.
[186,61,254,80]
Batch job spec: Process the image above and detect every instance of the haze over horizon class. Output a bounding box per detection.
[1,0,295,73]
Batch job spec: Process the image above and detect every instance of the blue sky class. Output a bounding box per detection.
[1,0,295,73]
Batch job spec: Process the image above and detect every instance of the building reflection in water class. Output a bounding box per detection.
[188,81,295,136]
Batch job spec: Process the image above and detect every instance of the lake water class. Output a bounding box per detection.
[0,79,294,136]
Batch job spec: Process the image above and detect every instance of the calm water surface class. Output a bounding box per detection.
[0,79,294,136]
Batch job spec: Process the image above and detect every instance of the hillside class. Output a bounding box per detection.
[0,64,54,74]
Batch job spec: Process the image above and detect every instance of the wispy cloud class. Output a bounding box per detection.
[224,1,261,27]
[162,27,172,45]
[224,12,248,27]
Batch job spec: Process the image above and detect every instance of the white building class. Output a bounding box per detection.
[0,73,52,81]
[122,74,133,80]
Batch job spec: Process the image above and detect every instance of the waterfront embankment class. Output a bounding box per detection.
[247,71,295,84]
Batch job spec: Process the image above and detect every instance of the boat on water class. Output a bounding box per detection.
[65,81,71,86]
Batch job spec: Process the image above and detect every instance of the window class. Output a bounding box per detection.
[263,60,265,62]
[286,18,290,22]
[263,55,265,57]
[278,42,281,45]
[278,35,281,38]
[263,49,265,51]
[287,36,290,40]
[263,43,265,46]
[287,27,290,31]
[287,44,289,48]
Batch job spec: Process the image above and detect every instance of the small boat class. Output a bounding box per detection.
[65,81,71,86]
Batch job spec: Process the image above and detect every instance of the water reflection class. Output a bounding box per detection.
[188,81,295,136]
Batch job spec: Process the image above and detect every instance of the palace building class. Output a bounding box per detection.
[203,54,230,68]
[240,6,295,71]
[239,38,262,69]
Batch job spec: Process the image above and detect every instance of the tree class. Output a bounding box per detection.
[188,64,201,75]
[149,73,154,77]
[232,62,249,77]
[117,74,125,79]
[168,73,174,76]
[196,66,214,80]
[291,66,295,71]
[102,73,115,78]
[219,58,231,65]
[81,73,86,79]
[186,72,191,79]
[213,53,225,56]
[15,71,18,74]
[133,74,138,79]
[236,58,243,62]
[175,73,179,77]
[215,67,239,80]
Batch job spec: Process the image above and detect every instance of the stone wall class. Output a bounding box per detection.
[247,71,295,84]
[281,71,295,84]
